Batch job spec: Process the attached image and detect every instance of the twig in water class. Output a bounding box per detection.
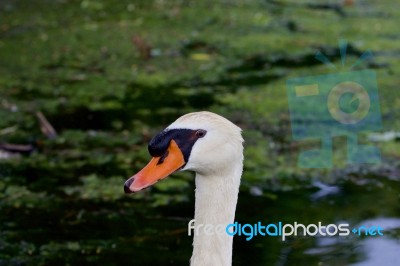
[0,125,18,136]
[36,111,58,139]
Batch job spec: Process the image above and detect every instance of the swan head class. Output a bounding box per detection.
[124,111,244,193]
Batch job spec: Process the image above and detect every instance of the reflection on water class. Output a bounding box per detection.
[301,218,400,266]
[351,237,400,266]
[232,175,400,266]
[350,218,400,266]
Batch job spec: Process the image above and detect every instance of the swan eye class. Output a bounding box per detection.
[195,129,206,138]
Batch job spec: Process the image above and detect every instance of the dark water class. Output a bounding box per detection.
[3,171,399,266]
[132,173,400,266]
[233,175,400,266]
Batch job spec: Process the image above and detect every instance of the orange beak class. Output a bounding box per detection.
[124,140,185,193]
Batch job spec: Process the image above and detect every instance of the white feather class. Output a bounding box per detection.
[168,111,244,266]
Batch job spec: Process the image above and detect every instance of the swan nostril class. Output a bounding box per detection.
[124,178,134,194]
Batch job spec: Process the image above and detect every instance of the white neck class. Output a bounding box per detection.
[190,162,243,266]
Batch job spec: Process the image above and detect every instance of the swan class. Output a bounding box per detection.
[124,111,244,266]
